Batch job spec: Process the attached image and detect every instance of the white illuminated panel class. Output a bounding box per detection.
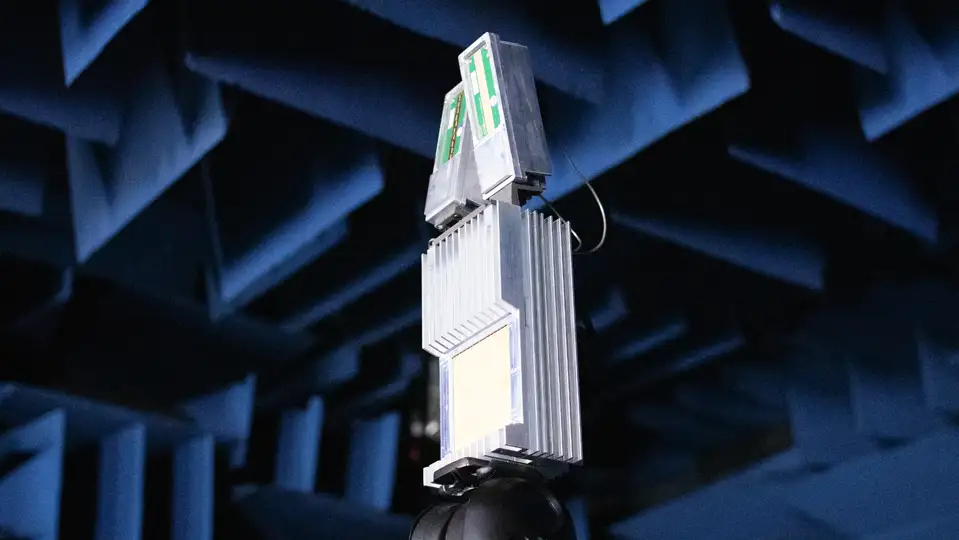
[449,325,512,449]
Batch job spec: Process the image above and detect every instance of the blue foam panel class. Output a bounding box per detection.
[95,423,146,540]
[772,0,959,140]
[848,355,943,440]
[785,344,879,466]
[806,305,944,439]
[628,404,737,448]
[0,120,74,266]
[0,384,199,451]
[531,0,749,206]
[184,52,436,157]
[181,375,256,468]
[597,0,652,25]
[588,287,630,332]
[274,397,324,493]
[345,412,401,511]
[66,58,228,262]
[917,330,959,414]
[566,497,589,540]
[607,333,744,400]
[236,486,411,540]
[673,383,787,428]
[770,1,888,73]
[0,408,65,540]
[172,435,215,540]
[206,135,383,319]
[865,514,959,540]
[281,246,422,332]
[787,429,959,537]
[727,123,937,241]
[610,450,835,540]
[260,350,362,411]
[628,444,698,485]
[609,315,688,363]
[719,362,789,409]
[0,3,121,145]
[340,0,604,103]
[261,308,420,410]
[613,211,824,290]
[332,354,422,421]
[5,268,73,340]
[59,0,151,85]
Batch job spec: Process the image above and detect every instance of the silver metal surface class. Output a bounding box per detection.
[458,33,551,201]
[424,83,483,230]
[421,203,582,487]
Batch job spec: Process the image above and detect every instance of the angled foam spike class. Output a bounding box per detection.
[628,444,698,485]
[0,118,74,266]
[528,0,749,206]
[610,450,831,540]
[181,375,256,468]
[79,188,219,300]
[628,404,736,447]
[0,409,66,540]
[274,397,324,493]
[172,435,214,540]
[613,211,824,290]
[673,383,788,428]
[916,330,959,414]
[58,0,150,85]
[341,0,603,102]
[259,349,362,411]
[66,58,228,262]
[787,429,959,537]
[728,123,937,241]
[260,308,420,411]
[609,316,688,364]
[864,514,959,540]
[566,498,589,540]
[280,245,422,332]
[598,0,653,25]
[0,119,47,219]
[6,268,73,340]
[236,486,412,540]
[856,1,959,139]
[184,14,436,159]
[769,1,888,73]
[96,423,146,540]
[345,412,401,511]
[786,345,878,466]
[206,139,384,320]
[0,2,121,144]
[588,287,630,332]
[848,352,944,440]
[772,0,959,139]
[601,333,744,404]
[331,354,422,423]
[809,305,944,438]
[0,384,199,453]
[720,362,789,408]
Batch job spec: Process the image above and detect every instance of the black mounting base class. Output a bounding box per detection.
[411,457,577,540]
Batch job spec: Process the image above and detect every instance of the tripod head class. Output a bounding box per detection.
[410,458,577,540]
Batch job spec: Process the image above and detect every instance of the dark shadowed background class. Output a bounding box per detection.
[1,0,959,539]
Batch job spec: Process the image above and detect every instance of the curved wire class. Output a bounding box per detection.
[561,148,608,254]
[537,194,583,252]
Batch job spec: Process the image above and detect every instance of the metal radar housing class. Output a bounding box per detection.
[416,32,582,540]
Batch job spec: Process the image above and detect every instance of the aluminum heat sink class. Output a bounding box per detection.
[421,201,582,487]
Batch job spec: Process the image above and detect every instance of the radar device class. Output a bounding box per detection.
[412,32,582,540]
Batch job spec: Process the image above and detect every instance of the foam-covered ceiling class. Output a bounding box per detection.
[1,0,959,539]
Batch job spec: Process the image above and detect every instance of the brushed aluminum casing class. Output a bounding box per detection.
[421,202,582,487]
